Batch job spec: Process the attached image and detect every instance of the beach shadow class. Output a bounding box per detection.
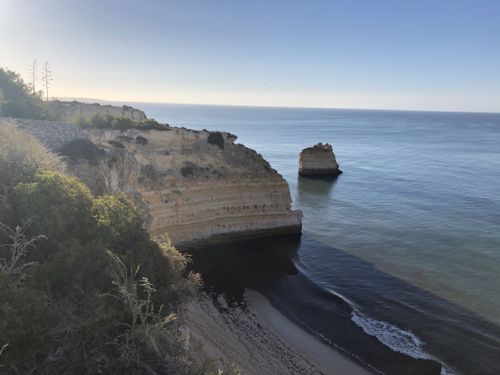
[187,234,301,302]
[188,234,500,375]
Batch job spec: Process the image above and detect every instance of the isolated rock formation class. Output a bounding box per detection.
[3,116,302,248]
[47,100,146,121]
[298,143,342,177]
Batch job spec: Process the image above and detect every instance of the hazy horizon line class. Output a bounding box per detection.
[56,96,500,116]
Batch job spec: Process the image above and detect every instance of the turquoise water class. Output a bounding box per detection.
[137,103,500,374]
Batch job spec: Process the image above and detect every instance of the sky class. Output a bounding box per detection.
[1,0,500,112]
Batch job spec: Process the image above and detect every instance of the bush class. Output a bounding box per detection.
[111,117,134,131]
[0,110,208,372]
[181,166,194,177]
[207,132,224,149]
[58,138,102,164]
[0,161,202,373]
[76,115,171,131]
[0,124,61,212]
[141,164,159,181]
[12,172,96,253]
[138,118,169,131]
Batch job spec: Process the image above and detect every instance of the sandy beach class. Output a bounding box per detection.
[184,289,371,375]
[246,290,371,375]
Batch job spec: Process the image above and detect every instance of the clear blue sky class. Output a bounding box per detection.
[1,0,499,112]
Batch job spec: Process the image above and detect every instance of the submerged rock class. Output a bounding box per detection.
[298,143,342,177]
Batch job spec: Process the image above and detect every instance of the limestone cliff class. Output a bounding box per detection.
[47,100,147,122]
[79,128,302,246]
[2,116,302,247]
[298,143,342,177]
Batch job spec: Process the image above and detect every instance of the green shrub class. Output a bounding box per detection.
[207,132,224,149]
[13,171,95,246]
[90,113,111,128]
[111,117,134,131]
[0,124,61,212]
[58,138,102,164]
[76,115,171,131]
[2,171,201,373]
[0,116,204,373]
[138,118,169,131]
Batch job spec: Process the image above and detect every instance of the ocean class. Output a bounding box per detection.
[136,103,500,375]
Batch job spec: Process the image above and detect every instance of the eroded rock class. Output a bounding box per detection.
[298,143,342,177]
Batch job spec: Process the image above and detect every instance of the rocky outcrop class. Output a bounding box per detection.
[298,143,342,177]
[79,128,302,247]
[3,116,302,248]
[47,100,146,121]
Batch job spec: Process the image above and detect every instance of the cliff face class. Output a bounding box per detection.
[2,113,302,247]
[63,127,302,247]
[47,100,147,121]
[298,143,342,177]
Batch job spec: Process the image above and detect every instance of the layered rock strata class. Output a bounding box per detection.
[47,100,146,121]
[2,116,302,247]
[298,143,342,177]
[80,128,302,247]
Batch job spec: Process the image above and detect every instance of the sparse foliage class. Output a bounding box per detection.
[77,113,170,131]
[107,251,198,373]
[0,219,43,287]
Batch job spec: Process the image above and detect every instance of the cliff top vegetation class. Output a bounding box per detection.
[77,113,171,131]
[0,68,169,131]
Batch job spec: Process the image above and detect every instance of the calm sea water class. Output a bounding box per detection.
[136,103,500,374]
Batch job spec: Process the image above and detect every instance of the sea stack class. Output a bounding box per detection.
[298,143,342,177]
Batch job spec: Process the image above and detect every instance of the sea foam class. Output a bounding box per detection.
[351,311,433,360]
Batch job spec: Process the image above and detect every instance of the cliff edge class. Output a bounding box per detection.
[47,100,147,122]
[2,113,302,248]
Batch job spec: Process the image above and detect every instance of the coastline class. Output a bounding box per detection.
[184,289,371,375]
[246,290,371,375]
